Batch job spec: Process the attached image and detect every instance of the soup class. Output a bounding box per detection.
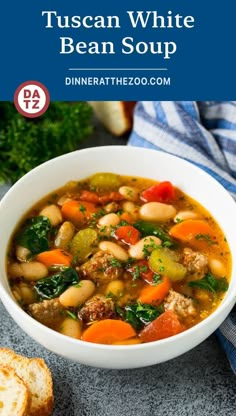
[6,173,231,345]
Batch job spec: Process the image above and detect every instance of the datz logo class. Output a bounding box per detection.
[41,10,195,60]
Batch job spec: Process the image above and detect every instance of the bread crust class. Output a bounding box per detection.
[0,348,54,416]
[89,101,136,136]
[0,365,30,416]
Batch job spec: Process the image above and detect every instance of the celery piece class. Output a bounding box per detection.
[71,229,98,262]
[89,173,121,191]
[149,247,186,282]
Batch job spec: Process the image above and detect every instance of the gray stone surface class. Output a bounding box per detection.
[0,301,235,416]
[1,121,236,415]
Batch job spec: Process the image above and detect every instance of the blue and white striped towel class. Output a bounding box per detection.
[128,101,236,373]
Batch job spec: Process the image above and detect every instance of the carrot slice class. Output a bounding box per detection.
[36,248,73,267]
[61,200,98,226]
[119,212,134,224]
[138,275,171,305]
[169,219,216,248]
[81,319,136,344]
[140,310,186,342]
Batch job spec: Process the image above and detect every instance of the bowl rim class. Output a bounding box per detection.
[0,145,236,353]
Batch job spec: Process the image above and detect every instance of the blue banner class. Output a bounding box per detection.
[1,0,236,100]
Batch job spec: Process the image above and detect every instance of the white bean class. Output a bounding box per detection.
[39,204,63,226]
[57,195,72,206]
[60,318,82,339]
[122,201,136,213]
[18,282,36,304]
[55,221,75,249]
[209,258,226,277]
[8,262,48,281]
[128,236,162,259]
[59,280,95,307]
[99,241,129,262]
[174,210,201,222]
[105,280,124,297]
[16,245,31,262]
[119,186,139,202]
[139,202,176,222]
[104,202,119,213]
[12,287,22,303]
[98,213,120,228]
[122,201,139,221]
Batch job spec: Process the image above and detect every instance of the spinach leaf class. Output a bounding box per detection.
[34,267,79,299]
[134,220,174,247]
[16,216,51,254]
[120,302,164,329]
[188,273,229,294]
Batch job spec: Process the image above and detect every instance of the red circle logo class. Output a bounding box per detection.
[14,81,50,118]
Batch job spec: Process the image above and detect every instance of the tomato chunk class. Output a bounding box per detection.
[141,181,176,203]
[140,310,185,342]
[114,225,140,245]
[127,259,155,284]
[79,190,99,204]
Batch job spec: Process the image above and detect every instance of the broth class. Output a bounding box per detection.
[6,173,231,345]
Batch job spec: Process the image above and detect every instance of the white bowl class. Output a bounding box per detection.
[0,146,236,369]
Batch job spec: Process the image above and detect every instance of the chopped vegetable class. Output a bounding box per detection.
[149,247,187,281]
[114,225,140,245]
[140,310,186,342]
[123,302,164,329]
[98,192,124,204]
[138,275,171,304]
[61,200,98,226]
[34,267,79,299]
[188,273,229,294]
[79,190,99,204]
[119,212,134,223]
[70,228,98,262]
[0,102,93,184]
[36,249,73,267]
[81,319,136,344]
[169,219,215,248]
[126,259,155,284]
[90,173,122,191]
[134,220,174,247]
[16,216,51,254]
[141,181,176,203]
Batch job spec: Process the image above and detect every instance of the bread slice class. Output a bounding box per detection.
[0,349,54,416]
[89,101,136,136]
[0,365,30,416]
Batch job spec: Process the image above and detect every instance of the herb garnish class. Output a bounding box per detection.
[34,267,79,299]
[16,216,51,254]
[134,220,174,247]
[195,233,217,246]
[109,258,123,268]
[188,273,228,294]
[118,302,164,329]
[66,311,78,320]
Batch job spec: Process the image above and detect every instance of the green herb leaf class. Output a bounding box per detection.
[109,257,123,268]
[16,216,51,254]
[34,267,79,299]
[66,310,78,320]
[0,102,93,184]
[188,273,229,294]
[134,220,174,247]
[195,233,217,246]
[122,302,164,329]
